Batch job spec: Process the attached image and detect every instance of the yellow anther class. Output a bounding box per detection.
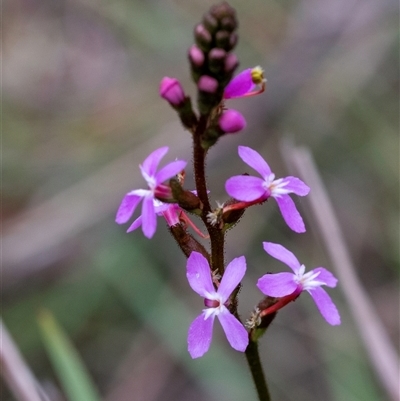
[251,66,265,85]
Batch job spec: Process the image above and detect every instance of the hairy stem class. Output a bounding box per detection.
[192,115,225,275]
[193,115,211,212]
[192,109,269,399]
[245,340,271,401]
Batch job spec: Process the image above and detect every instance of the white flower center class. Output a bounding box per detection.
[203,293,225,319]
[294,265,325,291]
[263,173,290,198]
[140,165,157,191]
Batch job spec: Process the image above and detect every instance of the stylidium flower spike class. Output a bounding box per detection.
[225,146,310,232]
[224,66,266,99]
[186,252,249,358]
[115,147,187,239]
[257,242,340,325]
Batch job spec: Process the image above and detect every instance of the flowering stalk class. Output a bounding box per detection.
[115,3,340,400]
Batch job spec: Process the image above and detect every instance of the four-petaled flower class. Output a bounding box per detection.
[186,251,249,358]
[115,146,186,238]
[257,242,340,325]
[225,146,310,232]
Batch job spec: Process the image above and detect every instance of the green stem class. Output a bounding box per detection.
[245,340,271,401]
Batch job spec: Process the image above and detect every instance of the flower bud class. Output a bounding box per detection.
[188,44,205,67]
[159,77,185,106]
[202,13,218,34]
[208,48,227,73]
[218,109,246,133]
[198,75,219,93]
[210,2,237,23]
[229,33,238,49]
[194,24,212,51]
[221,16,236,32]
[224,53,239,74]
[215,30,231,51]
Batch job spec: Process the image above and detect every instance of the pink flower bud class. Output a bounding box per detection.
[224,53,239,73]
[218,109,246,133]
[188,45,205,67]
[159,77,185,106]
[198,75,219,93]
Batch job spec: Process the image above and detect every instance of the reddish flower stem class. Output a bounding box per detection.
[223,196,268,213]
[192,114,225,275]
[260,289,301,318]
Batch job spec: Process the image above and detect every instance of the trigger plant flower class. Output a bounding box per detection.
[186,252,249,358]
[123,200,178,234]
[225,146,310,232]
[126,200,208,239]
[224,66,266,99]
[257,242,340,325]
[115,146,186,239]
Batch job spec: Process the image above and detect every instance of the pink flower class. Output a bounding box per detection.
[186,252,249,358]
[225,146,310,233]
[224,66,266,99]
[124,200,180,234]
[257,242,340,325]
[115,147,186,238]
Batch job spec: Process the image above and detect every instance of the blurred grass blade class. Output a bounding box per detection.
[37,309,101,401]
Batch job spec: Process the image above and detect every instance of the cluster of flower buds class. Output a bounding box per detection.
[190,2,239,114]
[160,2,266,149]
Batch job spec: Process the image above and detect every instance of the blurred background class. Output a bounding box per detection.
[2,0,399,400]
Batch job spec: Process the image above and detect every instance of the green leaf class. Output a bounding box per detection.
[37,309,101,401]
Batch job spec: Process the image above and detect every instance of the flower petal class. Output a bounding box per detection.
[155,160,187,184]
[217,308,249,352]
[308,287,341,325]
[186,252,215,298]
[224,68,254,99]
[313,267,338,288]
[218,256,246,301]
[238,146,272,178]
[282,176,310,196]
[141,195,157,238]
[188,313,215,358]
[257,272,298,297]
[127,216,142,233]
[275,195,306,233]
[262,242,301,272]
[115,194,142,224]
[141,146,169,177]
[225,175,266,201]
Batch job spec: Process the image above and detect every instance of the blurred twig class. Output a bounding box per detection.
[0,319,50,401]
[281,139,400,401]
